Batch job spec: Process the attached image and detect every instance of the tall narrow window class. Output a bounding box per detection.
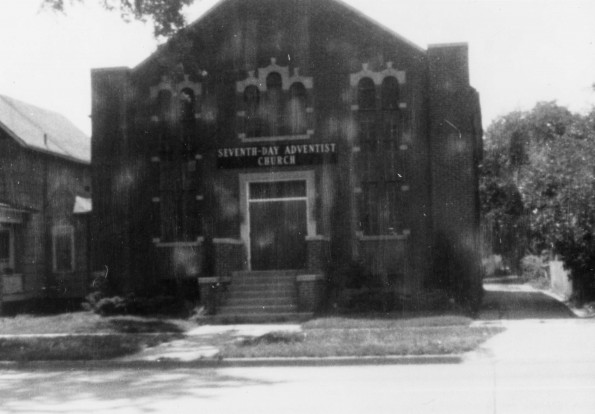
[161,162,181,242]
[180,88,195,122]
[52,225,74,273]
[157,90,173,124]
[157,90,174,160]
[358,78,376,110]
[356,73,405,234]
[288,82,307,135]
[244,85,262,138]
[361,182,401,235]
[358,77,377,179]
[266,72,283,136]
[381,77,401,179]
[381,76,400,110]
[160,163,197,242]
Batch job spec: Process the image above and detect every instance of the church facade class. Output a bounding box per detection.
[91,0,483,318]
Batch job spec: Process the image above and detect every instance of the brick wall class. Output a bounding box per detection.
[306,236,331,272]
[213,239,246,277]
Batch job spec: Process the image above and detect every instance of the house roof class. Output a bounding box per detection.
[0,95,90,164]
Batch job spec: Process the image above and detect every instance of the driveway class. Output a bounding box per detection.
[479,281,576,320]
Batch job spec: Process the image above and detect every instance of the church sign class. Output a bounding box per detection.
[217,143,338,169]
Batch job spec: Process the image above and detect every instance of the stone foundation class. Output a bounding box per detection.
[296,274,325,313]
[305,235,330,272]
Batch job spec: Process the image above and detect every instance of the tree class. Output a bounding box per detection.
[482,101,595,302]
[42,0,195,37]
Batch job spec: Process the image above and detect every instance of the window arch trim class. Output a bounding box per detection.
[350,62,406,87]
[236,58,314,142]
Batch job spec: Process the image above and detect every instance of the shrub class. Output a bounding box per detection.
[83,293,187,317]
[94,296,128,316]
[520,255,547,281]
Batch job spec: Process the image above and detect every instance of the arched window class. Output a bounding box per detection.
[156,90,173,160]
[179,88,195,121]
[381,76,400,110]
[157,90,173,124]
[358,78,376,110]
[355,74,404,235]
[266,72,283,136]
[288,82,307,135]
[244,85,261,138]
[358,77,377,151]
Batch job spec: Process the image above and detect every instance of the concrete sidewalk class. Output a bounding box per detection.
[479,281,577,320]
[468,318,595,363]
[116,324,302,363]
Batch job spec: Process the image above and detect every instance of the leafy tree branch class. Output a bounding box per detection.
[41,0,195,37]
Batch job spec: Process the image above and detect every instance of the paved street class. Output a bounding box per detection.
[1,284,594,414]
[2,317,594,414]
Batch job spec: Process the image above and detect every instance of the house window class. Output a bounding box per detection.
[0,227,13,272]
[52,225,75,273]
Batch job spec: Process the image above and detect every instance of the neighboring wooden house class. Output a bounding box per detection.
[0,95,91,313]
[91,0,483,319]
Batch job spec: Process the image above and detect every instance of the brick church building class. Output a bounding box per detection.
[91,0,483,319]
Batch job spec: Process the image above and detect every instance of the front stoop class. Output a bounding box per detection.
[209,270,314,323]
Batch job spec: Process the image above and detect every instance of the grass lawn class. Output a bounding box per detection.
[0,312,504,361]
[0,312,193,361]
[0,312,195,335]
[0,334,179,361]
[220,315,503,358]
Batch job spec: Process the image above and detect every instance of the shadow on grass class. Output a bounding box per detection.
[0,333,183,361]
[101,318,186,334]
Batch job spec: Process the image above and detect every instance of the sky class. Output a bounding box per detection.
[0,0,594,136]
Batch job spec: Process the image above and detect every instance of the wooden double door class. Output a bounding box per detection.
[248,180,307,270]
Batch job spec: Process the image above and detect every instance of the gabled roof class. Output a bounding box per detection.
[0,95,90,164]
[134,0,424,72]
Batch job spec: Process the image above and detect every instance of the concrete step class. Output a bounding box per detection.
[216,270,304,322]
[225,290,296,299]
[228,282,296,293]
[227,297,297,307]
[208,312,313,324]
[232,270,305,278]
[218,304,298,315]
[232,276,297,286]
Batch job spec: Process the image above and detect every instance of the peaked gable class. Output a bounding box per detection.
[134,0,424,73]
[0,95,90,164]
